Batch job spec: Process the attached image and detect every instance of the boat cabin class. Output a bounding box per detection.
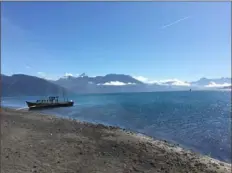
[36,96,59,103]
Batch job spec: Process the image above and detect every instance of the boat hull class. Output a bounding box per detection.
[26,101,74,110]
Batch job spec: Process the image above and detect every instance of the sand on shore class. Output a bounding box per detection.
[1,108,231,173]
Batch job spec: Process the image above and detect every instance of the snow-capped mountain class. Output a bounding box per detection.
[2,73,231,96]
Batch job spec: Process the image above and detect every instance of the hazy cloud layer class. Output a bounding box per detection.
[37,72,60,80]
[37,71,46,76]
[204,82,231,88]
[98,81,136,86]
[35,73,230,88]
[155,79,190,86]
[133,76,156,84]
[64,73,73,77]
[133,76,190,86]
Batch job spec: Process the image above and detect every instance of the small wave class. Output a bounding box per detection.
[15,107,28,111]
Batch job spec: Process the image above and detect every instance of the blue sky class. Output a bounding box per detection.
[1,2,231,81]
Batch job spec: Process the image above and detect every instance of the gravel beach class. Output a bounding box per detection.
[1,108,231,173]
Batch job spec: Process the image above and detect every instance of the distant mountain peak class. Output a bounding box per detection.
[79,73,87,77]
[60,75,75,80]
[2,73,231,96]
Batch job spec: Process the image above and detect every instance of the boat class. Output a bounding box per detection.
[26,96,74,109]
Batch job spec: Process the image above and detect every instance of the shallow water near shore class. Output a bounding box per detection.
[2,91,231,162]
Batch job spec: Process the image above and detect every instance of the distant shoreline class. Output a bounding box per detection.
[2,108,231,173]
[2,89,231,99]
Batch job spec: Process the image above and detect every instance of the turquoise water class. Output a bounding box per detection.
[2,91,231,162]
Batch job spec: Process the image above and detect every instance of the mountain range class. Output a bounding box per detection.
[1,73,231,96]
[190,77,231,86]
[1,74,73,97]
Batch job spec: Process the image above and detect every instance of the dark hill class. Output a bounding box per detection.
[1,74,72,97]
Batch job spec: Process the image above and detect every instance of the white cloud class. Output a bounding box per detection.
[64,73,73,77]
[156,79,190,86]
[36,72,59,80]
[133,76,156,84]
[133,76,148,83]
[171,81,190,86]
[133,76,190,86]
[60,73,80,79]
[98,81,136,86]
[37,71,46,76]
[204,82,231,88]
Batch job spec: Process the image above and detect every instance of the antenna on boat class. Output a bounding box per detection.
[62,88,65,102]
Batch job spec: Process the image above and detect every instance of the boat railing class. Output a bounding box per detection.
[34,96,62,104]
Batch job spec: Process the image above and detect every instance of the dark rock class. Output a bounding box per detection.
[220,162,224,166]
[150,162,156,167]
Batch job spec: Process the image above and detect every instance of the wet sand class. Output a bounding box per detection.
[1,108,231,173]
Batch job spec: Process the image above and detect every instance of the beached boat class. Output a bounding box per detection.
[26,96,74,109]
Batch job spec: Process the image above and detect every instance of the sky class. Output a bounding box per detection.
[1,2,231,82]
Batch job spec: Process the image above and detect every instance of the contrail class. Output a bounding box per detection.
[161,16,191,29]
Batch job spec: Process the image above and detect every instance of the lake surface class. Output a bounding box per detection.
[2,91,231,162]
